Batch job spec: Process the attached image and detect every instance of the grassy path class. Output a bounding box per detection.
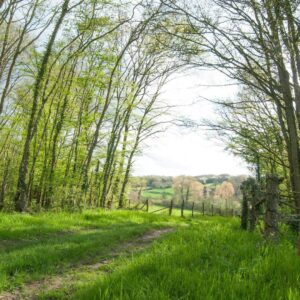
[1,211,299,300]
[0,228,174,300]
[0,210,183,299]
[73,218,300,300]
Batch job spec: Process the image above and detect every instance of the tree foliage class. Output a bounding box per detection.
[0,0,179,211]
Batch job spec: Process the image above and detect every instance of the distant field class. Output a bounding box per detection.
[141,183,220,200]
[142,187,174,199]
[149,204,193,217]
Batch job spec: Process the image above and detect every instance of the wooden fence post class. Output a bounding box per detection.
[202,202,205,216]
[181,199,184,217]
[192,202,195,217]
[264,174,281,240]
[249,180,260,231]
[211,204,214,216]
[146,198,149,212]
[169,199,173,216]
[240,181,249,230]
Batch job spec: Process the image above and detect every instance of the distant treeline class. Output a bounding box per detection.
[136,175,247,196]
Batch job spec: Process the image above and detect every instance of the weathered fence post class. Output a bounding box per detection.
[202,202,205,216]
[169,199,173,216]
[192,202,195,217]
[146,198,149,212]
[264,174,281,240]
[249,180,260,231]
[181,199,184,217]
[211,204,214,216]
[240,181,248,230]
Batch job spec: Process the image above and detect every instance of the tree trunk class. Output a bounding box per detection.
[0,156,9,210]
[14,0,70,212]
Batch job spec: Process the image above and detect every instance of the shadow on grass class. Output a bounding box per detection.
[0,221,159,292]
[0,211,172,242]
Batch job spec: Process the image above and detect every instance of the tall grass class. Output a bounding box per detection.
[1,211,299,300]
[75,217,300,300]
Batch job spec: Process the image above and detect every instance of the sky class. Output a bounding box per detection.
[44,1,249,177]
[133,69,251,177]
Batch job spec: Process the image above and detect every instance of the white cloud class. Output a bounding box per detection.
[133,69,250,176]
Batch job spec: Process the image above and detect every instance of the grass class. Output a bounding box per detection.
[0,210,182,293]
[73,217,300,300]
[1,210,300,300]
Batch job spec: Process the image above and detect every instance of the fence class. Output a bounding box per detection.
[129,174,299,243]
[240,174,300,240]
[132,198,240,218]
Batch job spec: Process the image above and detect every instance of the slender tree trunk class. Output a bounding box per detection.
[14,0,70,212]
[117,123,129,208]
[0,1,38,114]
[0,156,10,210]
[46,62,76,208]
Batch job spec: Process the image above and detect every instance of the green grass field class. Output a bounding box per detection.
[0,210,181,294]
[73,217,300,300]
[0,210,299,299]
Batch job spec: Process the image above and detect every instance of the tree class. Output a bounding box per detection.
[14,0,71,212]
[173,176,201,203]
[190,180,204,202]
[161,0,300,252]
[0,1,179,212]
[215,182,235,199]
